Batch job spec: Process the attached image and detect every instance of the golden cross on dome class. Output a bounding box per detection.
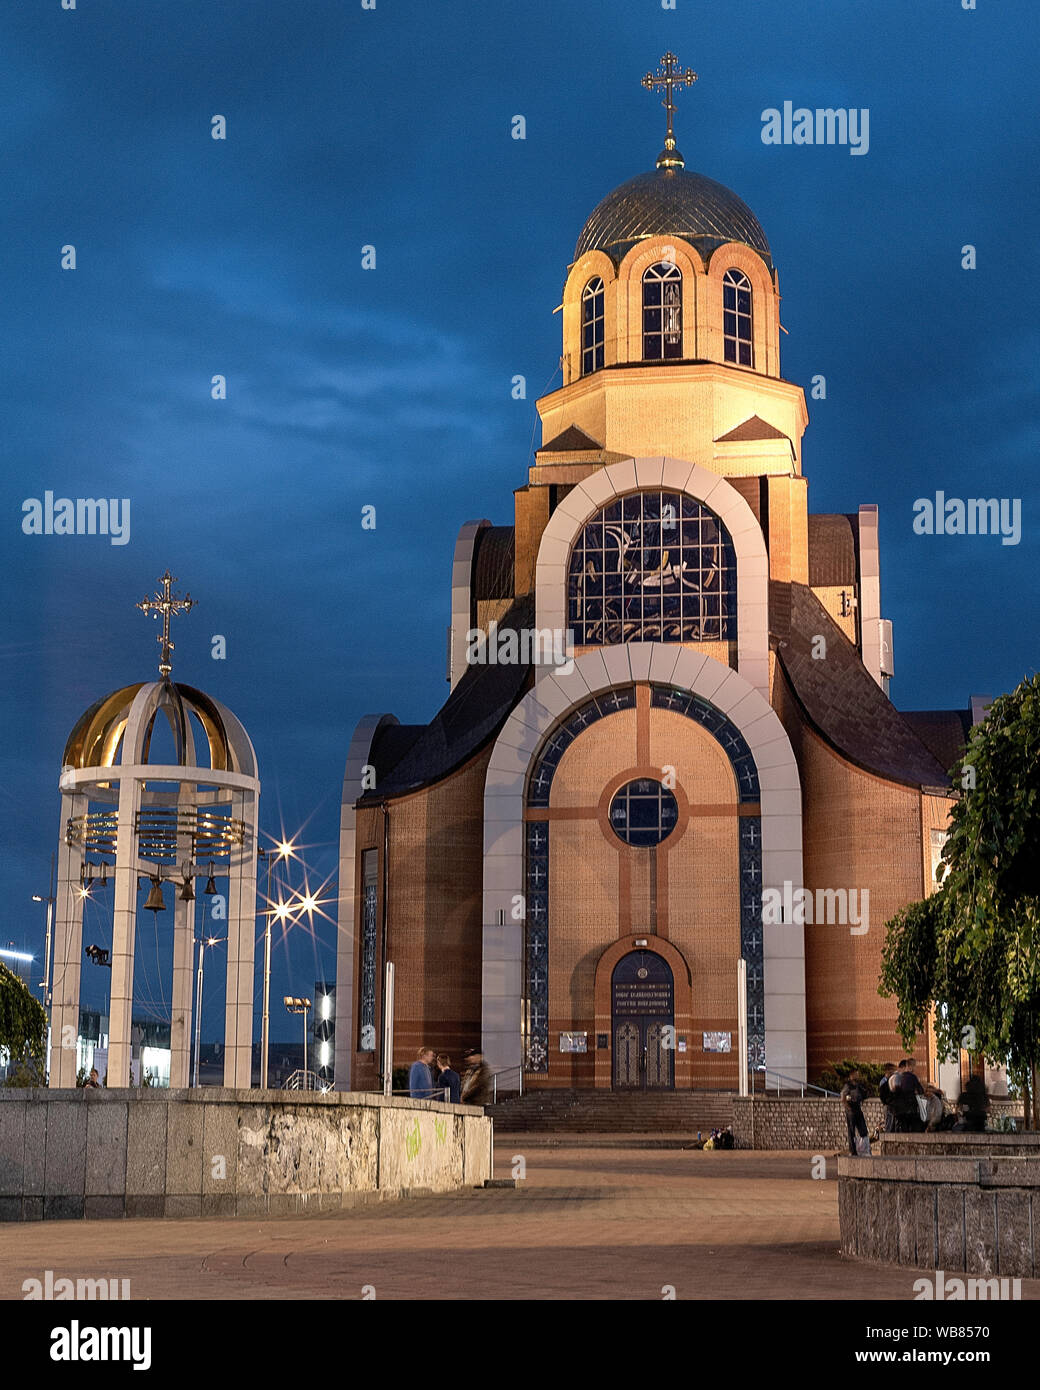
[136,570,197,679]
[642,52,697,168]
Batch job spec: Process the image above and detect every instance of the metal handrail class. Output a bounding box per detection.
[284,1069,330,1092]
[490,1065,524,1102]
[757,1068,838,1098]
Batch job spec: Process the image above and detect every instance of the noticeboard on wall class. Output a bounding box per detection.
[702,1031,732,1053]
[559,1032,588,1053]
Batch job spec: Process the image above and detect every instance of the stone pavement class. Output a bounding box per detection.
[2,1146,1038,1301]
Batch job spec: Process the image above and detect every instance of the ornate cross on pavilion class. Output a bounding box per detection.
[642,52,697,170]
[136,570,197,679]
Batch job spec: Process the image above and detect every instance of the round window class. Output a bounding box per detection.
[608,778,679,847]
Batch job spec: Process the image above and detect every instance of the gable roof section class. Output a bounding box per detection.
[716,415,789,444]
[539,425,603,453]
[775,582,951,790]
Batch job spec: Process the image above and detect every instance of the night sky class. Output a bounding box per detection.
[2,1,1037,1041]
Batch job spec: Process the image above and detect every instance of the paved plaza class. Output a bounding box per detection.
[5,1144,1037,1302]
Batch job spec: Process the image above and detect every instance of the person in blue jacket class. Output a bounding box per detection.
[408,1046,436,1099]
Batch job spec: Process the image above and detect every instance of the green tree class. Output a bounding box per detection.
[0,961,48,1084]
[879,675,1040,1128]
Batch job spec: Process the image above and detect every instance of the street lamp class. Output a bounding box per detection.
[284,995,312,1084]
[258,839,296,1089]
[32,853,56,1006]
[193,932,225,1088]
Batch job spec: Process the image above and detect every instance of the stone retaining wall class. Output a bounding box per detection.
[730,1096,1022,1150]
[0,1088,492,1221]
[838,1135,1040,1277]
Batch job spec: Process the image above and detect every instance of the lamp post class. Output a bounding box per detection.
[32,853,57,1007]
[193,927,225,1088]
[284,995,312,1085]
[258,840,295,1089]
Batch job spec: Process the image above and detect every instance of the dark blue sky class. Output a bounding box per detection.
[2,1,1037,1040]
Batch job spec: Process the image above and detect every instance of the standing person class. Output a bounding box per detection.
[84,1067,102,1089]
[878,1062,897,1132]
[408,1046,436,1100]
[435,1053,461,1104]
[896,1057,926,1132]
[460,1049,491,1106]
[841,1069,869,1155]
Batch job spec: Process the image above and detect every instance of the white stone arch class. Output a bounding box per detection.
[534,455,770,699]
[482,644,805,1082]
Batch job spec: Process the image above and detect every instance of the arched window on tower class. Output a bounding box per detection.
[642,263,683,361]
[581,277,605,375]
[723,269,754,367]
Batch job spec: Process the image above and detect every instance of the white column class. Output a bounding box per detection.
[223,791,257,1088]
[168,789,196,1089]
[108,776,143,1089]
[49,791,87,1087]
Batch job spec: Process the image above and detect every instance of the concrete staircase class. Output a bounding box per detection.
[487,1088,735,1134]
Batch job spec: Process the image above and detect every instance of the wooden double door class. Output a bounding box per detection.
[612,951,674,1090]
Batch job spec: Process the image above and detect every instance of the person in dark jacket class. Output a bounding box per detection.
[460,1049,491,1106]
[841,1070,869,1154]
[435,1053,461,1104]
[890,1058,926,1132]
[954,1074,989,1132]
[878,1062,897,1132]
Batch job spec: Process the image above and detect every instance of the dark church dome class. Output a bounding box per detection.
[574,166,771,269]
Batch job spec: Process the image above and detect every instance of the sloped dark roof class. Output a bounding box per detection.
[902,710,972,780]
[776,583,951,790]
[716,415,789,444]
[359,597,534,799]
[473,526,514,601]
[575,167,772,269]
[807,514,858,587]
[539,425,603,453]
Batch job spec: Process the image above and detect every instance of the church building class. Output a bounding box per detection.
[334,59,978,1093]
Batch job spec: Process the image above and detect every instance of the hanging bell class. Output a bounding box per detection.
[178,875,195,903]
[204,862,217,896]
[144,877,167,913]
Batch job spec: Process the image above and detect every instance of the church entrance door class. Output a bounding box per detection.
[611,951,674,1091]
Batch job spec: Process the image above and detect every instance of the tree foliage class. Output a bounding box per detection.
[879,675,1040,1121]
[0,961,48,1076]
[813,1058,886,1096]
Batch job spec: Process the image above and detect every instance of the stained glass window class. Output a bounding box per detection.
[359,849,378,1051]
[567,490,736,645]
[723,268,753,367]
[608,778,679,847]
[643,262,682,360]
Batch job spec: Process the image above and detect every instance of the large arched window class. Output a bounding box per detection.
[567,489,737,644]
[642,262,682,361]
[581,277,605,375]
[723,269,753,367]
